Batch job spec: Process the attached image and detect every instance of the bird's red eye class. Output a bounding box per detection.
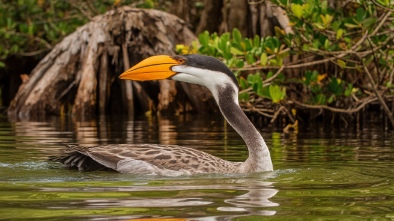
[176,58,185,63]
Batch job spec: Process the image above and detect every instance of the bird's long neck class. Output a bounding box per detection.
[214,84,273,172]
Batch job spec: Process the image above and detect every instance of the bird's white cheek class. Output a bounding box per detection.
[171,73,201,85]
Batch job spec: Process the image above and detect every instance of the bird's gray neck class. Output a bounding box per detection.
[214,84,273,172]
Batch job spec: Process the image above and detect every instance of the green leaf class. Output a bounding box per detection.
[239,77,249,89]
[223,51,232,60]
[19,24,28,33]
[246,54,255,64]
[28,24,35,36]
[254,74,263,90]
[198,31,210,47]
[247,74,255,85]
[313,22,325,30]
[291,4,303,18]
[234,59,244,68]
[328,78,344,96]
[247,73,263,94]
[266,71,274,79]
[324,39,331,50]
[260,53,268,66]
[361,17,377,29]
[302,44,310,51]
[10,44,19,53]
[344,83,353,96]
[253,35,260,47]
[230,47,244,55]
[315,94,327,104]
[336,28,343,39]
[232,28,242,45]
[212,35,220,49]
[344,22,359,29]
[337,59,346,68]
[304,70,319,85]
[327,94,336,104]
[321,0,328,13]
[219,33,230,52]
[259,86,270,98]
[312,39,320,49]
[269,85,286,103]
[239,92,250,102]
[356,8,365,23]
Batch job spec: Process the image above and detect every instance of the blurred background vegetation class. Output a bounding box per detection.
[0,0,172,68]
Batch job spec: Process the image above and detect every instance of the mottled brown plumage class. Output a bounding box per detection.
[59,144,241,176]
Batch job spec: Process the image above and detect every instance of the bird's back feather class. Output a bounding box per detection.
[56,144,241,175]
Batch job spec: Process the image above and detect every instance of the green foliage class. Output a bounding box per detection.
[241,73,286,103]
[184,0,393,114]
[0,0,154,68]
[268,85,286,103]
[195,29,288,103]
[197,29,288,69]
[301,70,359,105]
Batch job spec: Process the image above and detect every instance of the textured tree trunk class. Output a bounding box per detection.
[171,0,293,37]
[8,7,212,121]
[195,0,223,34]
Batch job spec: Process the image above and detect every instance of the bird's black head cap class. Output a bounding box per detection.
[173,54,238,87]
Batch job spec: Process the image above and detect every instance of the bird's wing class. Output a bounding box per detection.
[58,144,239,175]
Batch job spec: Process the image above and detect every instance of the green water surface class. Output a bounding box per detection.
[0,116,393,220]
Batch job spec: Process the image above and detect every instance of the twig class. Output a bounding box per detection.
[20,48,52,56]
[263,66,284,86]
[270,106,285,123]
[291,97,380,114]
[358,53,394,127]
[236,31,369,72]
[69,1,93,19]
[370,11,391,36]
[284,31,369,69]
[5,31,53,50]
[371,0,394,12]
[243,107,274,118]
[340,115,349,128]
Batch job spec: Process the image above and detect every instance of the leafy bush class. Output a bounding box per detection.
[178,0,394,124]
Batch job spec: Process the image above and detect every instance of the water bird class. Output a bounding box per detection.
[58,54,273,176]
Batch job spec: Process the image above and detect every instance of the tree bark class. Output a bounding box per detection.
[8,7,209,121]
[195,0,223,34]
[170,0,293,37]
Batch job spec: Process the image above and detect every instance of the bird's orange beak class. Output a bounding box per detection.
[119,55,183,81]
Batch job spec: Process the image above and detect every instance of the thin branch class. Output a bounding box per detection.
[371,0,394,12]
[270,106,285,123]
[20,48,52,56]
[285,31,369,69]
[370,11,391,36]
[263,66,284,86]
[5,31,53,50]
[243,106,274,118]
[291,96,380,114]
[358,53,394,127]
[236,31,370,72]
